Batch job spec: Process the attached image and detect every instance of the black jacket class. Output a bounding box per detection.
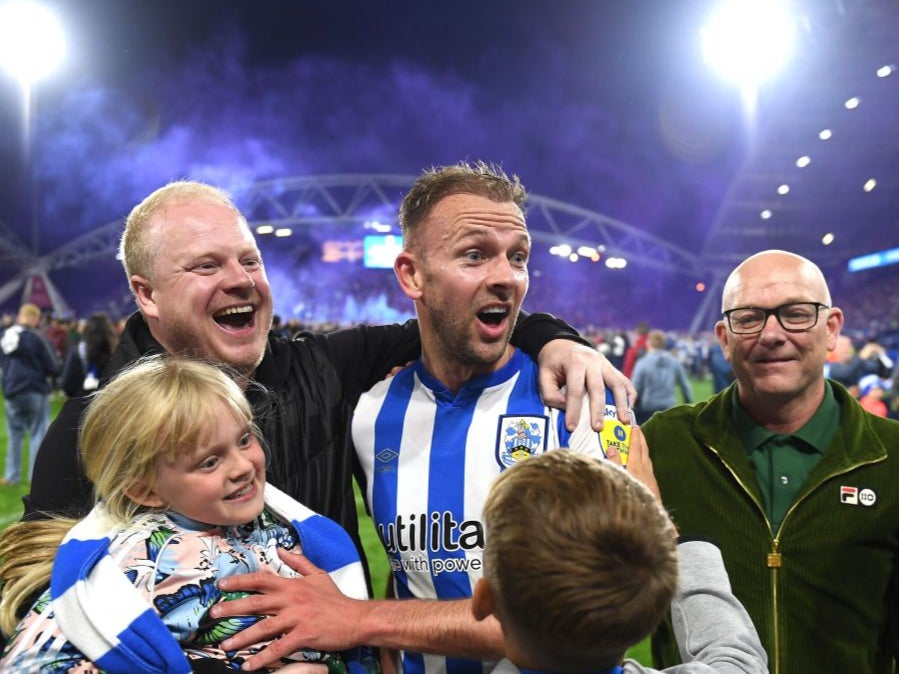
[25,311,583,559]
[0,325,59,397]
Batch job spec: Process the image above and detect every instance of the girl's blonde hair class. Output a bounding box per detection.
[0,356,256,635]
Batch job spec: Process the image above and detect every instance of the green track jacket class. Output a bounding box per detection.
[644,381,899,674]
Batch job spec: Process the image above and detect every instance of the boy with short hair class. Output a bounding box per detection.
[473,451,768,674]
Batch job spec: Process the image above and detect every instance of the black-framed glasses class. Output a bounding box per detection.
[722,302,830,335]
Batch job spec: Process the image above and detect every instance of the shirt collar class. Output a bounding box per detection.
[733,380,840,454]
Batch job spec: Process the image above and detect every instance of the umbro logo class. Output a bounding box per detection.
[376,448,399,463]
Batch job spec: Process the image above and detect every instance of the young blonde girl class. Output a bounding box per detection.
[0,355,373,673]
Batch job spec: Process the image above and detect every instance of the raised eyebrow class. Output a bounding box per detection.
[458,230,530,246]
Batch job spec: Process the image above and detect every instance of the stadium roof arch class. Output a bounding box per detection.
[237,173,703,271]
[0,173,706,322]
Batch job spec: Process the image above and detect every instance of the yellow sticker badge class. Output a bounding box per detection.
[599,404,631,468]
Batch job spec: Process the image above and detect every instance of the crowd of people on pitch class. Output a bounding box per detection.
[1,165,899,672]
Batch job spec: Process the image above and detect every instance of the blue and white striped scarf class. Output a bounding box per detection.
[50,483,369,674]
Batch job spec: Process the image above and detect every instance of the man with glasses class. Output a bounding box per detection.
[643,250,899,674]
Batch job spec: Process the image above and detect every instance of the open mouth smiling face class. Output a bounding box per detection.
[213,305,256,332]
[224,479,257,501]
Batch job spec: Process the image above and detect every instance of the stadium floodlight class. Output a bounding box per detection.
[0,0,66,254]
[0,1,65,85]
[701,0,794,87]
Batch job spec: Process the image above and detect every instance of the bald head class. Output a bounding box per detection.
[716,249,844,429]
[721,250,832,313]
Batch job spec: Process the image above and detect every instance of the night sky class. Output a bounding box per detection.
[3,0,868,326]
[0,1,742,249]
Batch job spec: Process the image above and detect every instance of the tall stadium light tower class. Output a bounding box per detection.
[0,0,66,253]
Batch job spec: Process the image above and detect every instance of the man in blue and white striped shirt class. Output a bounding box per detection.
[350,161,623,674]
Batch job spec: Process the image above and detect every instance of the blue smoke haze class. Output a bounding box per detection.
[0,0,743,327]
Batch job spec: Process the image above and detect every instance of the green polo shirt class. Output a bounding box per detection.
[733,382,840,534]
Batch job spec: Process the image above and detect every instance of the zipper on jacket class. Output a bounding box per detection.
[706,444,778,671]
[711,443,887,674]
[768,539,781,674]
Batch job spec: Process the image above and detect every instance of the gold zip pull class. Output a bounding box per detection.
[767,552,782,567]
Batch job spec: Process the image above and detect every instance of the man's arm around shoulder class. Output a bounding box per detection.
[210,548,503,671]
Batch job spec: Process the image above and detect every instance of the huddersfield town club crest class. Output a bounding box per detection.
[496,415,549,468]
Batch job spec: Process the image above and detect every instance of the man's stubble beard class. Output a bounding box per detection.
[427,295,515,371]
[159,315,266,381]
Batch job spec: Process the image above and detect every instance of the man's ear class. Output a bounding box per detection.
[124,481,166,509]
[714,320,731,363]
[394,251,424,301]
[471,577,497,622]
[131,275,159,320]
[825,307,845,352]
